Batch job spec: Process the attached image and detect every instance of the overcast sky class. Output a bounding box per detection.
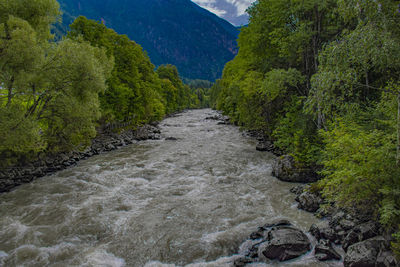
[192,0,256,25]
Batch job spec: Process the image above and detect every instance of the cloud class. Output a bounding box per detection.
[192,0,256,24]
[192,0,256,16]
[223,0,256,15]
[192,0,227,17]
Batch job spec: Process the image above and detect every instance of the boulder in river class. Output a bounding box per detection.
[236,220,311,264]
[272,155,319,183]
[314,239,341,261]
[258,226,312,261]
[310,221,339,243]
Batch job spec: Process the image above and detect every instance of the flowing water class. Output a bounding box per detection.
[0,109,340,267]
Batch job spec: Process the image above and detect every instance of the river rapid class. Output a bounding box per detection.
[0,109,338,267]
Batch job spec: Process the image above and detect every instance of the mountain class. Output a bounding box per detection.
[192,0,255,26]
[56,0,239,81]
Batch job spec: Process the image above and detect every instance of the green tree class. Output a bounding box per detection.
[0,1,112,163]
[69,16,166,123]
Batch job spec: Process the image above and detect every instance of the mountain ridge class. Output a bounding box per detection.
[56,0,239,81]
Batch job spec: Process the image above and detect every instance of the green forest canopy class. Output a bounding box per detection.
[210,0,400,254]
[0,0,206,165]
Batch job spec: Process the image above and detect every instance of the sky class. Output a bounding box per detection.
[191,0,257,26]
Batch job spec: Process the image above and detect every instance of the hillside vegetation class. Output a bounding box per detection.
[55,0,239,81]
[210,0,400,253]
[0,0,201,166]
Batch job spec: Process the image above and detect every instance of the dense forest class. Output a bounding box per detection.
[210,0,400,254]
[0,0,206,167]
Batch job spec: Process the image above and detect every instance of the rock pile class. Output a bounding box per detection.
[291,186,398,267]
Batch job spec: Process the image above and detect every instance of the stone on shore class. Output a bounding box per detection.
[272,155,319,183]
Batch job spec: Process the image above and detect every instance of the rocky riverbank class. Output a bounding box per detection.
[293,185,397,266]
[240,128,398,266]
[0,123,162,193]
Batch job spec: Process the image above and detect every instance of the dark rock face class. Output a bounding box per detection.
[259,226,312,261]
[296,191,323,212]
[272,155,319,183]
[205,113,230,124]
[0,124,162,193]
[314,239,341,261]
[256,140,274,152]
[344,236,386,267]
[235,220,311,264]
[376,250,398,267]
[342,221,379,251]
[310,221,339,243]
[233,256,253,267]
[287,170,397,267]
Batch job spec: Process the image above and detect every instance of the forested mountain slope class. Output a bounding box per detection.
[56,0,239,81]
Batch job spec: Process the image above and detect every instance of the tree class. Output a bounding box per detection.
[0,1,112,162]
[69,16,167,123]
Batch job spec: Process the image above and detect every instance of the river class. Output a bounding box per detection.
[0,109,339,266]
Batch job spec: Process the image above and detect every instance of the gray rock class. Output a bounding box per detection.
[258,226,311,261]
[256,141,273,152]
[344,236,386,267]
[339,219,356,231]
[343,221,379,251]
[262,219,292,229]
[239,239,264,258]
[314,239,341,261]
[290,185,305,196]
[272,155,318,183]
[233,256,253,267]
[297,191,323,212]
[376,250,398,267]
[310,221,338,242]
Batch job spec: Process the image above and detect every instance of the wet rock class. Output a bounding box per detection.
[290,185,305,197]
[239,239,264,258]
[134,125,159,140]
[165,137,178,141]
[258,226,311,261]
[344,236,386,267]
[256,140,274,152]
[296,191,323,212]
[262,219,292,229]
[310,221,338,243]
[272,155,319,183]
[205,115,220,120]
[339,219,356,231]
[376,250,398,267]
[314,239,341,261]
[233,256,253,267]
[343,221,379,251]
[249,231,264,240]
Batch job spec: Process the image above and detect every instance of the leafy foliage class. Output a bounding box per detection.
[0,1,198,165]
[211,0,400,255]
